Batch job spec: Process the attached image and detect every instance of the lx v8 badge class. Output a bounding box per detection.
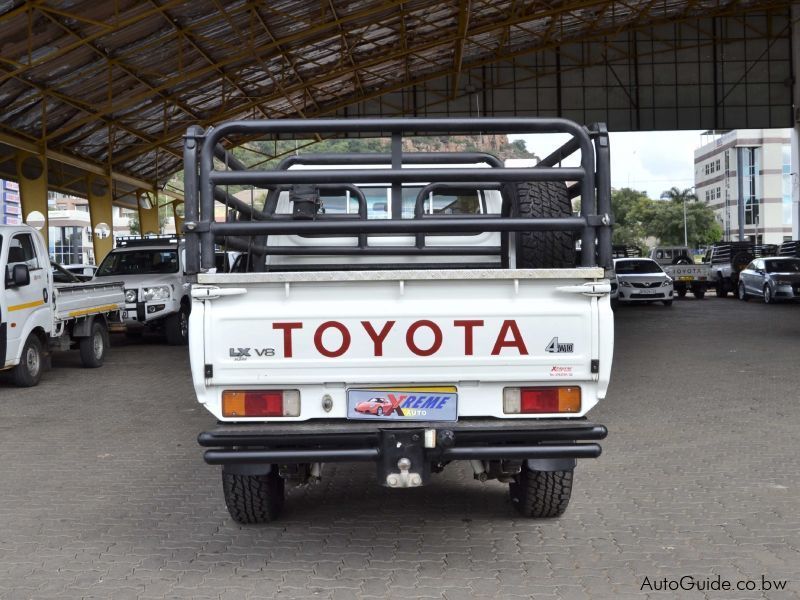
[229,347,275,360]
[545,337,574,353]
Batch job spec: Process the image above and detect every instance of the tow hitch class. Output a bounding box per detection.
[380,429,427,488]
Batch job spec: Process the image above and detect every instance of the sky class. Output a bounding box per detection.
[509,130,705,200]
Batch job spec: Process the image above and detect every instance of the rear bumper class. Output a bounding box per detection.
[198,418,607,465]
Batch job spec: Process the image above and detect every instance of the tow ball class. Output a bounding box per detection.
[379,429,430,488]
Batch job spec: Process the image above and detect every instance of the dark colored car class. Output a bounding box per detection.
[738,257,800,303]
[354,397,394,416]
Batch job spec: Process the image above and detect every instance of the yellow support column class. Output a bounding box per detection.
[172,200,184,236]
[15,150,49,247]
[86,175,114,264]
[137,191,160,236]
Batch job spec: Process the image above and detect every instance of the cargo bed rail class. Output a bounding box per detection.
[182,118,612,275]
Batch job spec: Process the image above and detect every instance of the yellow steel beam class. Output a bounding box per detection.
[44,0,411,140]
[0,129,164,196]
[34,8,203,122]
[107,0,793,166]
[35,5,117,30]
[0,0,190,86]
[326,0,366,99]
[453,0,473,99]
[86,174,114,263]
[2,66,181,159]
[147,0,270,120]
[249,5,322,116]
[15,150,49,246]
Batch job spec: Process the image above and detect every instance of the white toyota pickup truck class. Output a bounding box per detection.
[183,118,614,523]
[1,224,124,386]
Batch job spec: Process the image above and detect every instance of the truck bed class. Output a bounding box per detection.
[53,281,125,321]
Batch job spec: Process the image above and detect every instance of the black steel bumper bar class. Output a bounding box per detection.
[198,420,607,466]
[203,444,600,465]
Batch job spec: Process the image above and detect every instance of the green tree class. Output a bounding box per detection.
[610,187,650,249]
[659,186,697,204]
[654,187,721,248]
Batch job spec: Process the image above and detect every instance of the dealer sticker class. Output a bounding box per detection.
[347,386,458,421]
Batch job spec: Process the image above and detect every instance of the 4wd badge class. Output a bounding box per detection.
[545,337,574,353]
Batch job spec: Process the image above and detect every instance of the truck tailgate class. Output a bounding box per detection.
[53,281,125,320]
[192,269,613,419]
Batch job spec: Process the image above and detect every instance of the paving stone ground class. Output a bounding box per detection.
[1,297,799,599]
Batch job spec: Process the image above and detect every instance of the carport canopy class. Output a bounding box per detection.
[0,0,795,206]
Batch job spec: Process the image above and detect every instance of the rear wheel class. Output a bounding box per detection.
[676,287,687,298]
[515,181,575,268]
[79,320,108,368]
[662,299,673,306]
[12,334,44,387]
[715,281,728,297]
[692,286,706,300]
[510,468,573,518]
[222,469,285,524]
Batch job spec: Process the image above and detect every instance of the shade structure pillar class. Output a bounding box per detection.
[137,191,160,236]
[15,150,49,247]
[87,174,114,263]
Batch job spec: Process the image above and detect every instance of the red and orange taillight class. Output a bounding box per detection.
[503,387,581,414]
[222,390,300,417]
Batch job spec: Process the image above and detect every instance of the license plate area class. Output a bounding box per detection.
[347,386,458,421]
[678,276,693,281]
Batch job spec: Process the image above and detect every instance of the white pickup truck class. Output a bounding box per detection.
[1,224,124,386]
[649,246,709,299]
[183,118,614,523]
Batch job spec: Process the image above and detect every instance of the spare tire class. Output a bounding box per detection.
[515,181,575,269]
[672,255,692,265]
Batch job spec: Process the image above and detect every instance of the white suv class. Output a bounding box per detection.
[613,257,673,306]
[94,237,190,344]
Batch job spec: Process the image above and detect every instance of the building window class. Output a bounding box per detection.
[742,147,760,226]
[715,159,720,171]
[48,226,88,265]
[782,143,792,226]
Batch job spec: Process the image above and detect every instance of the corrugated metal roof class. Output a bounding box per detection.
[0,0,793,195]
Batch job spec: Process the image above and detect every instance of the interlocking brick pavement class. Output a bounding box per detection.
[1,298,799,598]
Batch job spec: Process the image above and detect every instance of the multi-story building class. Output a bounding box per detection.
[694,129,793,245]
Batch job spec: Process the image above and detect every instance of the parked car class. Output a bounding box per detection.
[702,242,777,297]
[613,257,673,306]
[354,397,396,416]
[737,257,800,303]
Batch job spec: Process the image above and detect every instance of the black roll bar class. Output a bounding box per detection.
[183,118,612,274]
